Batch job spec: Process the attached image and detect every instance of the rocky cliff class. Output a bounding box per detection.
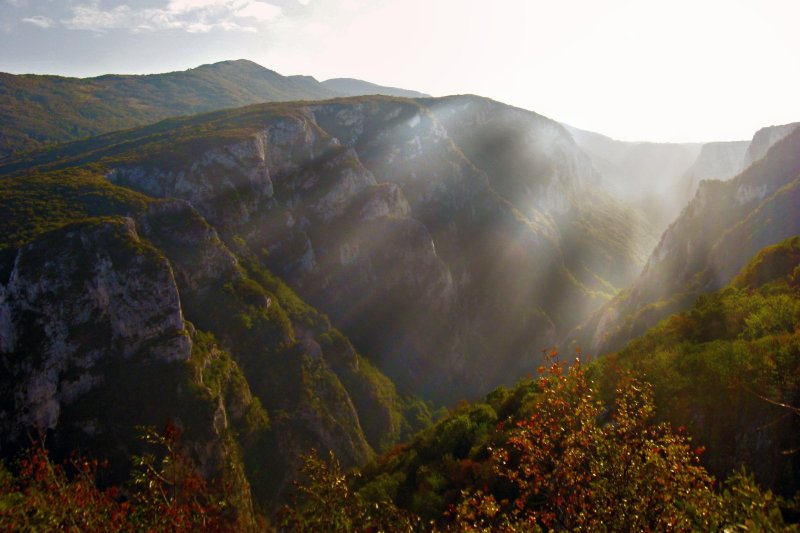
[744,122,800,168]
[0,217,259,518]
[0,167,414,510]
[6,95,658,402]
[678,140,749,202]
[570,126,800,355]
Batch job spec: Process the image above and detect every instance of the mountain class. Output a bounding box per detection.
[0,94,656,408]
[0,60,436,161]
[0,166,431,515]
[677,123,800,207]
[678,140,750,202]
[322,78,429,98]
[570,124,800,356]
[564,125,702,232]
[0,59,343,159]
[744,122,800,168]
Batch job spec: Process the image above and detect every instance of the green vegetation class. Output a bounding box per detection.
[3,79,798,528]
[0,161,418,511]
[0,168,150,249]
[0,59,339,159]
[593,235,800,492]
[278,236,800,529]
[283,354,792,531]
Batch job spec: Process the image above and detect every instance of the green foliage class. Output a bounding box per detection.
[187,330,270,438]
[733,235,800,289]
[0,60,339,159]
[593,236,800,491]
[285,355,793,531]
[278,450,420,532]
[0,168,150,249]
[721,469,791,531]
[240,257,328,333]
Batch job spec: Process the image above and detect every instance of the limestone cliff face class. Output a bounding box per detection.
[565,124,702,233]
[130,199,391,500]
[677,124,800,207]
[678,141,749,202]
[0,219,189,443]
[0,218,266,520]
[571,127,800,356]
[0,195,399,508]
[744,123,800,168]
[0,94,656,402]
[85,96,656,401]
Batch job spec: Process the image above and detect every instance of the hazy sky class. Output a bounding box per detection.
[2,0,799,142]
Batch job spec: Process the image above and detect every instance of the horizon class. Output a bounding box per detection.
[2,0,799,143]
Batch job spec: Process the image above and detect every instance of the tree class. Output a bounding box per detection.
[0,422,240,532]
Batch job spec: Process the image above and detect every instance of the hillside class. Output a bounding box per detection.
[325,236,800,528]
[0,60,437,161]
[322,78,429,98]
[0,166,426,515]
[570,125,800,356]
[0,95,656,405]
[594,235,800,493]
[0,59,341,160]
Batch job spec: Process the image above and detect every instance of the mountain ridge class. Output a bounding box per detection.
[0,59,424,160]
[322,77,430,98]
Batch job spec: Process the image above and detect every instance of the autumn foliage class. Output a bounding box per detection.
[282,351,792,531]
[450,352,720,531]
[0,422,237,532]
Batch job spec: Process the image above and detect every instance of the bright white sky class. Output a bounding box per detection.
[2,0,799,142]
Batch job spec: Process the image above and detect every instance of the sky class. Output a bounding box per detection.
[1,0,799,143]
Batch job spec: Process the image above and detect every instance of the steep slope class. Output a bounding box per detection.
[0,167,414,509]
[677,123,799,207]
[564,125,702,232]
[0,95,652,404]
[350,236,800,525]
[571,126,800,355]
[0,59,340,159]
[594,235,800,493]
[425,97,658,294]
[322,78,429,98]
[0,217,262,522]
[678,140,749,202]
[744,122,800,168]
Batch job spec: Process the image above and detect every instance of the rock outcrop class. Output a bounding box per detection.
[83,96,655,401]
[678,140,749,202]
[570,126,800,355]
[744,123,800,168]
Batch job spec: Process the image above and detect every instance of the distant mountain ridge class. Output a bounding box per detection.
[564,125,703,232]
[678,140,750,203]
[322,78,429,98]
[0,59,425,159]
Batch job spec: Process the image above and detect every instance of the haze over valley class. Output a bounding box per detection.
[2,1,800,529]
